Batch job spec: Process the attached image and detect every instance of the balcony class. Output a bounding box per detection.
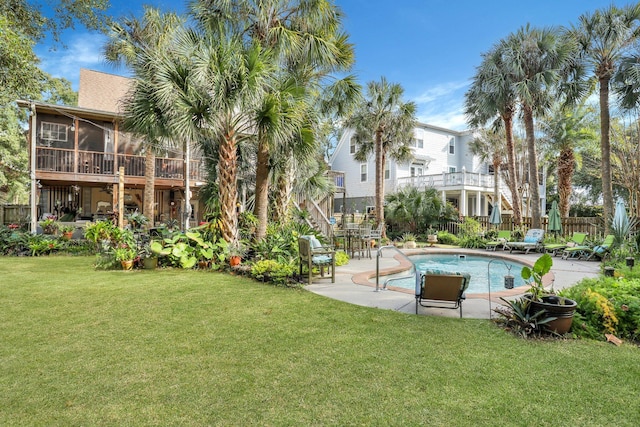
[36,147,205,182]
[396,171,495,192]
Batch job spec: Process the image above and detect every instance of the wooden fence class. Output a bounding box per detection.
[441,216,631,238]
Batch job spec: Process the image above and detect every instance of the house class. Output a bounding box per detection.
[329,122,542,218]
[18,69,206,231]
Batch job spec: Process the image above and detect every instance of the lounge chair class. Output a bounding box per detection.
[505,229,545,254]
[298,235,335,285]
[583,235,615,261]
[415,269,471,318]
[485,230,511,251]
[561,234,614,260]
[544,232,588,257]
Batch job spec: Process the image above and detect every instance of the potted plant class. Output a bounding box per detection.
[228,241,246,267]
[114,246,137,270]
[60,225,75,240]
[402,232,417,249]
[138,241,158,269]
[40,216,59,235]
[426,227,438,246]
[521,253,577,334]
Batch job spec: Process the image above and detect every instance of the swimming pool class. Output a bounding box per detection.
[385,253,527,294]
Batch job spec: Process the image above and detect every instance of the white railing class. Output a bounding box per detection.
[397,171,496,191]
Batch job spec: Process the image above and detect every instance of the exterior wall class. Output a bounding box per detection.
[78,69,132,113]
[329,122,487,214]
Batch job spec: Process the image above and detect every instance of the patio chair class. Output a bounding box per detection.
[505,229,545,254]
[485,230,511,251]
[298,235,336,286]
[544,232,588,257]
[561,234,614,260]
[415,269,471,318]
[583,235,615,261]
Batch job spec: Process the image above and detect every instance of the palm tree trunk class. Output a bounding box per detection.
[599,76,613,234]
[219,130,238,244]
[558,147,574,218]
[523,105,541,228]
[144,148,155,227]
[273,168,293,224]
[503,113,523,226]
[253,136,270,241]
[492,155,501,214]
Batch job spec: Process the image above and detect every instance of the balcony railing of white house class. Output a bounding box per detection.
[36,147,205,181]
[397,171,495,190]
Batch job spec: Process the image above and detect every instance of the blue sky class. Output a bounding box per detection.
[36,0,634,130]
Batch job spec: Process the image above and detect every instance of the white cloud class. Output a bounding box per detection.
[37,32,111,89]
[411,81,470,131]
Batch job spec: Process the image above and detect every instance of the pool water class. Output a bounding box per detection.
[387,253,527,294]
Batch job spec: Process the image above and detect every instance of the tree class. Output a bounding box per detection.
[104,7,185,228]
[465,42,523,226]
[539,103,596,218]
[189,0,357,241]
[569,3,640,232]
[469,128,507,216]
[385,186,452,235]
[501,25,576,228]
[347,77,417,235]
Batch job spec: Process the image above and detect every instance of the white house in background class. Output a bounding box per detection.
[329,122,540,218]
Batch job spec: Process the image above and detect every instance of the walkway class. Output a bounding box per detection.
[306,247,601,319]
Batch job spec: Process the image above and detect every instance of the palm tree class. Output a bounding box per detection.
[540,103,596,218]
[501,25,576,229]
[469,128,507,218]
[569,4,640,232]
[347,77,417,235]
[189,0,357,241]
[104,8,184,228]
[385,186,446,234]
[465,43,523,227]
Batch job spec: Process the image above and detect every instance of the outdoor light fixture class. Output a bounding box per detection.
[626,257,635,269]
[487,259,514,318]
[504,274,515,289]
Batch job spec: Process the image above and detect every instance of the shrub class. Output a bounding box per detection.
[335,250,349,266]
[436,231,458,246]
[560,277,640,342]
[250,259,296,286]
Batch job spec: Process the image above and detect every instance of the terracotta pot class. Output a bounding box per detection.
[143,257,158,270]
[229,255,242,267]
[121,260,134,271]
[62,231,73,240]
[525,295,577,334]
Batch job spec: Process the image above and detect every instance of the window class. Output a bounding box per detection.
[448,166,456,173]
[448,137,455,155]
[412,138,424,149]
[384,161,390,180]
[350,137,356,154]
[410,164,424,177]
[360,164,367,182]
[41,121,68,142]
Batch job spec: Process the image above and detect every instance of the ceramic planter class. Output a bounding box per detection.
[121,260,134,271]
[143,257,158,270]
[229,255,242,267]
[525,294,577,334]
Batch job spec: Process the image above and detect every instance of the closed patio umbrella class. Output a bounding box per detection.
[548,200,562,236]
[612,198,630,243]
[489,205,502,227]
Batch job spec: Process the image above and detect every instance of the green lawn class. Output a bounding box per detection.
[1,256,639,426]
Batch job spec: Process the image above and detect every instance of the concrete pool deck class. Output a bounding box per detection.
[305,247,602,319]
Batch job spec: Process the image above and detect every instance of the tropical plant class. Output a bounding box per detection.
[465,40,523,227]
[500,24,576,229]
[385,186,453,234]
[113,246,137,262]
[347,77,417,236]
[39,217,59,234]
[568,3,640,233]
[250,259,296,287]
[493,297,557,338]
[521,253,554,301]
[540,103,597,217]
[105,7,186,229]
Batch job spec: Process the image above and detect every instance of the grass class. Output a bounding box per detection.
[1,256,639,426]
